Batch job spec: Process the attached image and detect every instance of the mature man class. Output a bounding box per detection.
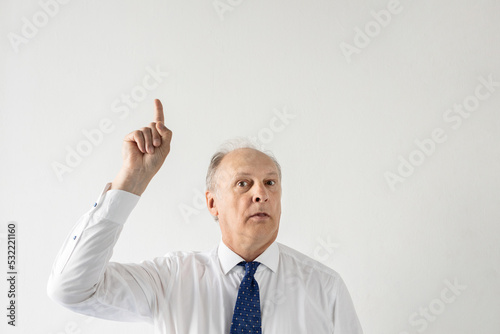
[47,99,363,333]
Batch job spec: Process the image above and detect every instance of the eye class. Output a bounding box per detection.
[266,180,276,186]
[237,181,248,187]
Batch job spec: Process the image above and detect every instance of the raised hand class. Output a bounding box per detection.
[110,99,173,195]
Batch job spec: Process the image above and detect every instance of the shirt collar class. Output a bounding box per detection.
[218,239,279,275]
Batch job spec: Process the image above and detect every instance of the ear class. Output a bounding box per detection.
[205,190,219,218]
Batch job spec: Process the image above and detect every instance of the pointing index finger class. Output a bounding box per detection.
[154,99,164,123]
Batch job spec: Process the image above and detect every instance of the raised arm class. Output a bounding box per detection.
[47,99,173,323]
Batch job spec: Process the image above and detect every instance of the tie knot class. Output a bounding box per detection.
[238,261,260,276]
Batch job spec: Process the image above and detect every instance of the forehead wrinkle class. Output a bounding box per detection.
[233,171,279,178]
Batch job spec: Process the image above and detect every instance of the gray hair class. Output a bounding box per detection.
[205,137,282,222]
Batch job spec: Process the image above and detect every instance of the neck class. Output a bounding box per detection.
[223,236,275,262]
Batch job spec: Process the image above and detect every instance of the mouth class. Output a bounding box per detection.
[250,212,270,219]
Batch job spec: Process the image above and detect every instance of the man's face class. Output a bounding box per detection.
[206,148,282,249]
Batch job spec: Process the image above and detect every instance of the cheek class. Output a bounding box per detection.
[220,196,241,215]
[273,200,282,215]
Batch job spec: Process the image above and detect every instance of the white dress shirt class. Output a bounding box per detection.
[47,183,363,334]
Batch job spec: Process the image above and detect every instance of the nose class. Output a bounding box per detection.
[253,182,269,203]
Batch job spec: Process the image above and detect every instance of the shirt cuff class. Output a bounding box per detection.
[91,182,141,224]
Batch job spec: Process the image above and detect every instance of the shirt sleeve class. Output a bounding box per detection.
[46,182,162,324]
[332,276,364,334]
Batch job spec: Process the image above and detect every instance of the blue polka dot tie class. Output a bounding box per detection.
[230,261,262,334]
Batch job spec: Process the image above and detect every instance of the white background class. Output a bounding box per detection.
[1,0,499,333]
